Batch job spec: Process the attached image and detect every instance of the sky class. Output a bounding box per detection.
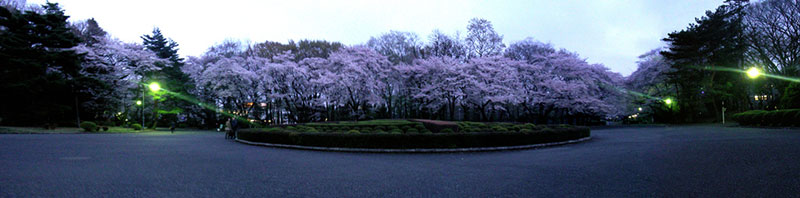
[27,0,723,76]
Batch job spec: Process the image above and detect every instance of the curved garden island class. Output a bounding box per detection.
[237,119,590,152]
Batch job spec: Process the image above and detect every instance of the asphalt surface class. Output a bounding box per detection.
[1,126,799,197]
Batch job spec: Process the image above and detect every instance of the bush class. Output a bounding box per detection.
[131,123,143,130]
[440,128,454,133]
[80,121,98,132]
[732,109,800,127]
[262,128,282,133]
[296,126,318,133]
[406,128,419,133]
[491,126,509,132]
[347,129,360,134]
[523,123,536,130]
[102,126,109,131]
[520,129,534,133]
[238,126,590,149]
[389,128,403,134]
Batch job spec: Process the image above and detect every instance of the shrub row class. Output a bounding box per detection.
[79,121,111,132]
[457,122,548,133]
[300,120,430,134]
[238,126,590,149]
[731,109,800,127]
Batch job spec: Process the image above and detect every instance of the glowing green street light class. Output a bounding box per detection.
[148,82,161,92]
[638,107,643,112]
[664,98,673,105]
[746,67,761,79]
[136,100,142,105]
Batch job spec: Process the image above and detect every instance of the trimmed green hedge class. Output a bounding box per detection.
[238,126,590,149]
[457,121,544,133]
[131,123,143,130]
[731,109,800,127]
[80,121,98,132]
[303,119,426,134]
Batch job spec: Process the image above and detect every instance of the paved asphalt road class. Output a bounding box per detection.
[1,126,799,197]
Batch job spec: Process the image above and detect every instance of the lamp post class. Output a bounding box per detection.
[136,99,143,128]
[746,67,761,79]
[148,82,161,129]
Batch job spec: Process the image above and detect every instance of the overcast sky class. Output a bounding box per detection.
[29,0,722,76]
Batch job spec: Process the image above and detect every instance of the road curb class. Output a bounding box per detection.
[235,136,592,153]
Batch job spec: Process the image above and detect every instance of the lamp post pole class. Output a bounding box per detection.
[142,85,145,128]
[722,101,726,124]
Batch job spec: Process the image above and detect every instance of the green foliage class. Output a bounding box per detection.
[295,125,318,133]
[347,129,360,134]
[80,121,98,132]
[141,28,191,129]
[0,3,85,126]
[731,109,800,127]
[440,128,454,133]
[523,123,537,130]
[389,128,403,134]
[262,128,282,133]
[781,83,800,109]
[406,128,419,133]
[660,2,748,123]
[491,126,509,132]
[237,126,590,149]
[131,124,143,130]
[519,129,534,133]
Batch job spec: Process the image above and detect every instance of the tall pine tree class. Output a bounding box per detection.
[0,3,84,126]
[141,28,191,128]
[661,1,748,123]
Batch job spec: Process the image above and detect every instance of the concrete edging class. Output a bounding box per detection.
[235,136,592,153]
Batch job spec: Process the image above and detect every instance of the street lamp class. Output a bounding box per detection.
[746,67,761,79]
[136,100,142,105]
[664,98,673,105]
[149,82,161,92]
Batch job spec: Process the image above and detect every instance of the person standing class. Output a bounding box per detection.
[231,118,239,139]
[225,118,232,139]
[170,121,176,133]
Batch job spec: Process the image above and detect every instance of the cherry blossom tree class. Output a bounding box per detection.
[465,18,505,58]
[317,46,393,120]
[74,36,163,120]
[461,56,521,121]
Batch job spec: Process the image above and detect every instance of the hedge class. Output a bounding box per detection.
[730,109,800,127]
[80,121,98,132]
[238,126,590,149]
[302,119,428,133]
[131,123,143,130]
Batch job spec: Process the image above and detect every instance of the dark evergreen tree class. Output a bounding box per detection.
[141,28,190,128]
[70,18,107,45]
[661,1,749,122]
[0,3,84,126]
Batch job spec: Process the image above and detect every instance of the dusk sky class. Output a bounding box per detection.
[29,0,722,76]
